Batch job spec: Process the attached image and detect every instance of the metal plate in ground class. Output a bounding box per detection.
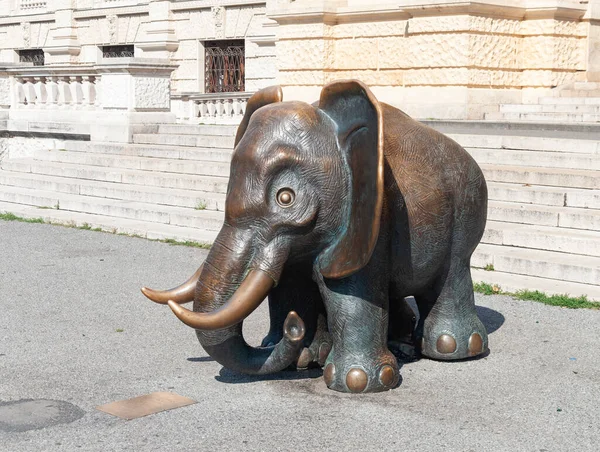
[96,392,196,420]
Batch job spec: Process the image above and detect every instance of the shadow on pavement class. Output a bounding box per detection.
[215,367,323,384]
[476,305,505,334]
[187,356,214,362]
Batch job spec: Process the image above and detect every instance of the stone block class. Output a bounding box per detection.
[333,20,408,38]
[519,19,587,37]
[276,23,332,40]
[278,70,326,86]
[377,36,407,69]
[405,33,469,68]
[470,35,520,69]
[325,69,403,86]
[277,39,333,70]
[403,68,469,86]
[333,38,378,70]
[246,56,277,79]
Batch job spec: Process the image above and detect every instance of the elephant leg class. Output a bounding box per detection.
[316,269,399,393]
[261,268,331,369]
[419,258,488,360]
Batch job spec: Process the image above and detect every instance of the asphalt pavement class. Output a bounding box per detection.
[1,220,599,451]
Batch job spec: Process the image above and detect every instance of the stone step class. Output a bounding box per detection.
[157,124,237,136]
[482,220,600,257]
[568,82,600,91]
[0,185,225,231]
[487,200,600,231]
[133,133,235,149]
[558,90,600,98]
[62,141,234,163]
[499,104,600,114]
[448,133,600,154]
[32,149,232,177]
[472,243,600,286]
[484,111,600,122]
[539,97,600,106]
[0,170,226,211]
[481,164,600,189]
[1,159,229,194]
[471,268,600,301]
[486,182,600,210]
[0,200,219,243]
[467,148,600,171]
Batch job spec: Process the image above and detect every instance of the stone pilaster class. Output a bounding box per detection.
[44,0,80,64]
[138,0,179,58]
[585,0,600,82]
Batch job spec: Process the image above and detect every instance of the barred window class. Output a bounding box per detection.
[19,49,44,66]
[102,45,134,58]
[205,40,245,93]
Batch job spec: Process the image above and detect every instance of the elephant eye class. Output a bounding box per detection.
[276,188,296,208]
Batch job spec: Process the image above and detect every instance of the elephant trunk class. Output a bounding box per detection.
[182,226,305,375]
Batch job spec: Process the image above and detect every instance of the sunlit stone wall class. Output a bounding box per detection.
[268,0,594,119]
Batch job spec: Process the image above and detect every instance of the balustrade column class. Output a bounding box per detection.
[46,76,58,107]
[14,78,26,108]
[23,77,36,107]
[81,76,96,108]
[69,76,82,107]
[57,76,71,107]
[33,77,46,107]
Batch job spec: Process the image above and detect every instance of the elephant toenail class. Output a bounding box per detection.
[468,333,483,356]
[346,368,368,393]
[324,363,335,387]
[297,348,312,369]
[436,334,457,354]
[378,365,397,388]
[318,343,332,365]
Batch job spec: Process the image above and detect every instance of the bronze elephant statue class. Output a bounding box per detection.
[142,80,488,393]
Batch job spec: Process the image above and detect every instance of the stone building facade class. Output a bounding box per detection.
[0,0,598,124]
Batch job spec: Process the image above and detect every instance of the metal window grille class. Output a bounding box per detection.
[102,45,134,58]
[19,49,44,66]
[205,40,245,93]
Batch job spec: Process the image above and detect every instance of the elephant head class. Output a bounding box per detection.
[142,80,384,375]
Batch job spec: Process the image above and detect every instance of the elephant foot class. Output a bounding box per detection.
[419,312,488,361]
[297,323,332,370]
[323,349,400,393]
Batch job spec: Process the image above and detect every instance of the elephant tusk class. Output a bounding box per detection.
[141,264,203,305]
[167,269,274,330]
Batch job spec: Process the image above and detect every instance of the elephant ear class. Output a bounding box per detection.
[317,80,384,280]
[234,85,283,147]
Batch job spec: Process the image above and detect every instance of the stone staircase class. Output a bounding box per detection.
[444,131,600,299]
[0,123,598,300]
[0,124,234,243]
[485,82,600,122]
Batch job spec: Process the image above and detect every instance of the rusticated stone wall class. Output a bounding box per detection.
[269,0,592,119]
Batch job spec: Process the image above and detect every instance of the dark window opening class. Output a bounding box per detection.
[19,49,44,66]
[205,40,245,93]
[102,45,134,58]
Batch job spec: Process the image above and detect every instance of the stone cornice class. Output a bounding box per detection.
[2,58,177,76]
[269,0,588,24]
[170,0,264,12]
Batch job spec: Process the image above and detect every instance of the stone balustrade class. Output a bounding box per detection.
[173,92,253,125]
[13,73,99,110]
[18,0,47,11]
[0,59,177,142]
